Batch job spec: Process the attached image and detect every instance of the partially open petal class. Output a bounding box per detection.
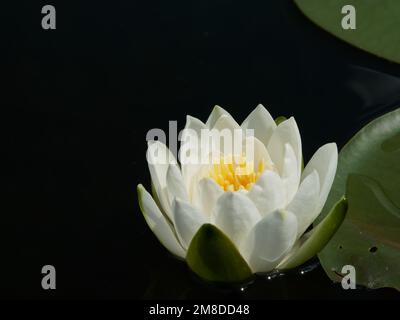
[211,115,241,155]
[213,114,241,132]
[242,136,275,172]
[281,143,300,203]
[241,104,277,147]
[206,105,234,128]
[267,117,302,177]
[137,184,185,258]
[242,209,298,273]
[173,198,207,250]
[287,170,320,238]
[302,143,338,214]
[147,141,178,219]
[179,116,207,191]
[166,164,189,203]
[196,177,224,217]
[247,170,286,217]
[183,115,207,137]
[147,141,177,188]
[186,157,217,205]
[214,192,261,248]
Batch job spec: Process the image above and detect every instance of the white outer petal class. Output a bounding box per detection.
[241,104,277,147]
[242,136,275,171]
[212,114,241,131]
[267,117,302,177]
[287,170,320,238]
[179,116,206,191]
[211,115,241,155]
[206,105,234,128]
[242,209,298,273]
[214,192,261,248]
[281,143,300,204]
[196,178,224,217]
[247,170,286,216]
[183,115,206,137]
[138,185,185,258]
[302,143,338,213]
[172,198,207,250]
[166,164,189,203]
[146,141,178,220]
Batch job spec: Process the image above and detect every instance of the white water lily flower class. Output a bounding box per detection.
[138,104,338,274]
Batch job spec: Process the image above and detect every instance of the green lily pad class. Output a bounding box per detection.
[316,108,400,290]
[186,224,253,283]
[279,197,347,270]
[294,0,400,64]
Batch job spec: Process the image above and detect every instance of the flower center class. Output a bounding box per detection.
[209,155,265,192]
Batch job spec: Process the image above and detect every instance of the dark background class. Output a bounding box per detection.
[2,0,400,299]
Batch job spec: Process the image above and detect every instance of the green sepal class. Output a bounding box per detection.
[186,224,253,283]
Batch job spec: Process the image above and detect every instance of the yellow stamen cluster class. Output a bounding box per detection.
[209,156,265,192]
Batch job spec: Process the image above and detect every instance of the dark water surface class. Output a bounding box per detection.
[2,0,400,299]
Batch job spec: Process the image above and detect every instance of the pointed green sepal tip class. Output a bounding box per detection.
[186,224,253,283]
[274,116,287,125]
[279,196,348,270]
[137,184,144,213]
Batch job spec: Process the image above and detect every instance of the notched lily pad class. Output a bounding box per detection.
[317,108,400,290]
[186,224,253,284]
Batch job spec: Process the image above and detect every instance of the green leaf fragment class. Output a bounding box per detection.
[186,224,253,283]
[275,116,287,125]
[294,0,400,64]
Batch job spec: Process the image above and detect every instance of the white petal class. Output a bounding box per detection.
[287,170,320,238]
[147,141,177,189]
[186,160,214,205]
[214,192,261,248]
[212,114,241,131]
[146,141,178,220]
[247,170,286,216]
[172,198,207,250]
[267,117,302,176]
[242,209,298,273]
[179,116,207,188]
[183,115,206,136]
[206,105,233,128]
[211,115,241,155]
[196,178,224,217]
[302,143,338,213]
[137,185,185,258]
[241,104,277,147]
[179,116,206,190]
[166,165,189,203]
[281,143,300,203]
[242,136,275,172]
